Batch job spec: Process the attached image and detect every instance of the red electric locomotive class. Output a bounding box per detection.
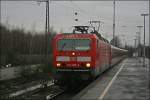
[52,26,127,86]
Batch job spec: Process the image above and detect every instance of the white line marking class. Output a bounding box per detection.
[98,59,127,100]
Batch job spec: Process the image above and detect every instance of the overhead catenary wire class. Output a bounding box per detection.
[49,2,98,31]
[69,1,93,20]
[69,1,106,33]
[69,2,110,38]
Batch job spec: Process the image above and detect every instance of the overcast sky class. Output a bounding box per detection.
[1,0,149,46]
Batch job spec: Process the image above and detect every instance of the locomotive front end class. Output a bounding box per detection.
[53,34,96,85]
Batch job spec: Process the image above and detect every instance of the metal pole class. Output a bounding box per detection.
[149,0,150,70]
[143,15,145,67]
[137,26,143,46]
[45,0,48,35]
[141,13,148,67]
[136,32,140,57]
[136,32,140,46]
[47,0,49,55]
[45,1,48,63]
[113,0,116,45]
[45,0,50,66]
[139,27,141,45]
[123,35,125,48]
[47,0,49,34]
[47,0,50,65]
[134,38,137,57]
[134,38,137,49]
[36,0,50,68]
[136,26,143,57]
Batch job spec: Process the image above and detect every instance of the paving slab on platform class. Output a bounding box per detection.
[73,58,149,100]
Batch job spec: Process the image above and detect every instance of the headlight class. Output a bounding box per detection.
[72,52,75,56]
[86,63,90,68]
[56,63,61,67]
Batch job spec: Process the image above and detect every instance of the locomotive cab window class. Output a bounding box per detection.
[57,39,91,51]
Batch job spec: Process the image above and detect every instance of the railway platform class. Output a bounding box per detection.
[73,57,149,100]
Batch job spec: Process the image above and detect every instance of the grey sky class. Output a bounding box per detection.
[1,1,149,46]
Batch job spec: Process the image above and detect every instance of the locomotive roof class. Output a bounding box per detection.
[54,33,109,43]
[54,33,97,39]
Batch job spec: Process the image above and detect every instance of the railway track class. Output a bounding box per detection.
[0,79,65,100]
[0,58,127,100]
[0,75,86,100]
[1,76,81,100]
[53,81,92,100]
[8,81,54,97]
[46,89,65,100]
[11,83,65,100]
[7,81,90,100]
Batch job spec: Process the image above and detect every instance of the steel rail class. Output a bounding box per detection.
[8,81,54,98]
[46,89,65,100]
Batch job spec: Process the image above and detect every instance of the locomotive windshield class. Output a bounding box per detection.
[57,39,90,51]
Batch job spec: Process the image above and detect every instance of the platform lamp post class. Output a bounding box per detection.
[141,13,148,67]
